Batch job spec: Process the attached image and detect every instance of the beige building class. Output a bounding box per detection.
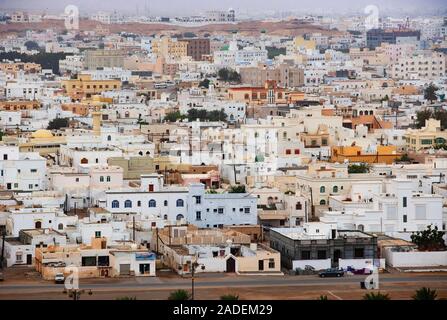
[391,52,445,80]
[404,119,447,151]
[152,37,188,62]
[240,63,304,88]
[84,49,125,70]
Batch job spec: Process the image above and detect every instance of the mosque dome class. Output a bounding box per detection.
[31,129,54,139]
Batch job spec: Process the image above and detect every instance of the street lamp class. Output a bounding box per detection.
[62,288,93,301]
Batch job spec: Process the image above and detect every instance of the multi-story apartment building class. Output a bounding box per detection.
[366,28,421,49]
[84,49,125,70]
[152,37,188,62]
[240,64,304,88]
[391,51,445,80]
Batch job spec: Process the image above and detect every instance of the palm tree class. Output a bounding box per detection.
[363,292,390,300]
[317,295,328,300]
[413,287,437,300]
[168,289,191,300]
[220,294,239,300]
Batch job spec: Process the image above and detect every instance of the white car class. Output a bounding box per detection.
[54,273,65,284]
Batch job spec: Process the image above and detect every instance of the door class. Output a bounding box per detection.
[120,264,131,276]
[26,254,32,265]
[258,260,264,271]
[226,257,236,273]
[333,249,341,267]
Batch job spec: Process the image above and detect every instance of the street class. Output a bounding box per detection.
[1,267,447,300]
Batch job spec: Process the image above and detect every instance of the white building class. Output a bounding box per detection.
[0,146,47,191]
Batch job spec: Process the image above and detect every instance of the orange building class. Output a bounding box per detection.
[62,74,121,100]
[61,103,90,116]
[343,115,393,132]
[331,145,401,164]
[0,100,40,112]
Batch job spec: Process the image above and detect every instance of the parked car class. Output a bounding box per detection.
[54,273,65,284]
[318,268,344,278]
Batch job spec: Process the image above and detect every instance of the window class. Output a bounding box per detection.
[354,248,364,258]
[111,200,119,208]
[258,260,264,271]
[301,250,311,260]
[195,196,201,204]
[403,197,407,208]
[244,207,250,214]
[294,149,300,154]
[320,186,325,193]
[333,186,338,193]
[164,200,168,206]
[124,200,132,208]
[95,231,101,238]
[176,199,184,207]
[403,215,407,223]
[295,202,302,210]
[176,214,184,221]
[16,253,23,262]
[319,199,326,205]
[106,176,111,182]
[58,223,63,230]
[35,221,42,229]
[100,176,104,182]
[285,149,291,155]
[148,199,156,207]
[218,207,224,214]
[268,258,275,269]
[317,250,326,259]
[196,211,201,220]
[30,169,37,173]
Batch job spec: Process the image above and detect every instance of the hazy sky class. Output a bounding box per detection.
[0,0,446,16]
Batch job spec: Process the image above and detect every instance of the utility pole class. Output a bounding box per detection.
[1,231,5,270]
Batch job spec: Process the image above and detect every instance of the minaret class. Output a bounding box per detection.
[91,105,101,136]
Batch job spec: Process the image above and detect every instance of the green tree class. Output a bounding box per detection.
[410,225,446,251]
[348,163,369,174]
[220,294,239,300]
[168,289,191,300]
[363,292,390,300]
[218,68,241,83]
[229,185,246,193]
[415,109,433,129]
[317,295,328,300]
[164,111,185,122]
[47,118,70,130]
[433,109,447,130]
[424,83,439,103]
[398,154,412,162]
[412,287,437,300]
[0,130,3,141]
[266,46,286,59]
[24,40,40,51]
[199,78,210,89]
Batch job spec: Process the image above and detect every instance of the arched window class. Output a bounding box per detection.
[138,151,143,156]
[176,199,184,207]
[35,221,42,229]
[80,158,88,164]
[358,224,365,232]
[124,200,132,208]
[163,214,168,220]
[295,202,302,210]
[112,200,119,208]
[333,186,338,193]
[320,186,325,193]
[176,214,184,221]
[319,199,326,205]
[146,151,150,155]
[148,199,156,207]
[164,200,168,207]
[107,135,111,141]
[100,176,104,182]
[58,223,63,230]
[137,200,141,207]
[106,176,111,182]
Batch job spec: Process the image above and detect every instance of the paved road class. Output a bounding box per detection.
[1,273,447,291]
